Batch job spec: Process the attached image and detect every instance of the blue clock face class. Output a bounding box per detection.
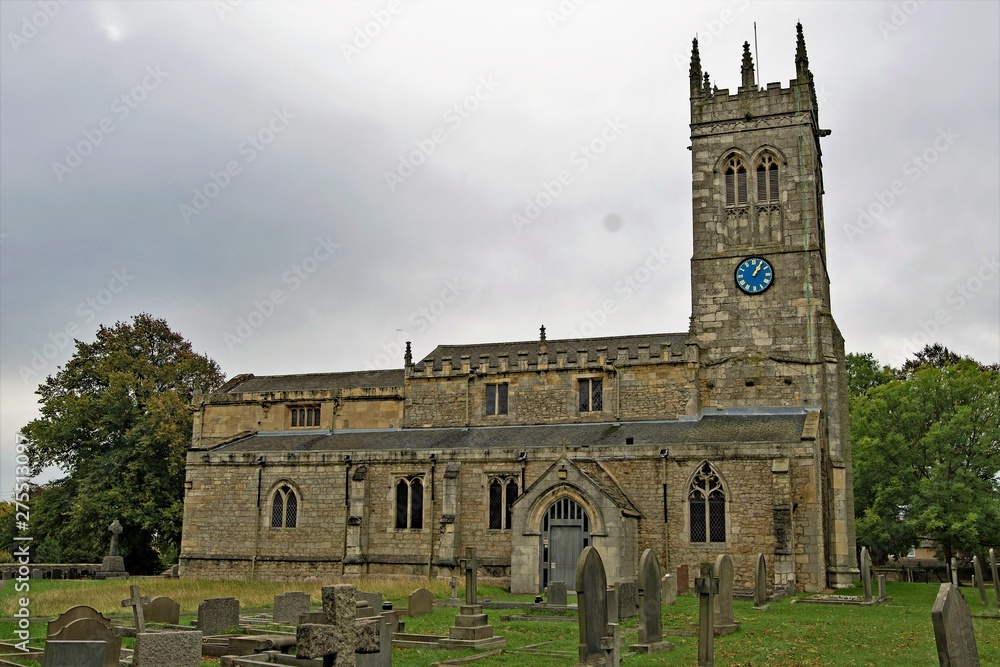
[735,257,773,294]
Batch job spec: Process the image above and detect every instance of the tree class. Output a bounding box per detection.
[846,352,894,398]
[851,347,1000,565]
[20,314,225,573]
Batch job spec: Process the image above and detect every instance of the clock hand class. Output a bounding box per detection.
[752,262,764,277]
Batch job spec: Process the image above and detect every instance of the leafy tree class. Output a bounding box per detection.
[846,352,895,398]
[21,314,225,573]
[851,348,1000,565]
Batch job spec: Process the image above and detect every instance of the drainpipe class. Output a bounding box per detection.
[465,373,475,426]
[660,450,669,568]
[251,457,265,581]
[342,455,352,576]
[428,454,437,579]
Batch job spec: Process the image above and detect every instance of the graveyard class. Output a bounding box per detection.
[1,559,997,667]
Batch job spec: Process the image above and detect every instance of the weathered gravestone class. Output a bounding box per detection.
[42,640,106,667]
[576,546,609,665]
[606,586,618,623]
[972,555,988,606]
[273,592,310,624]
[441,547,503,648]
[931,583,981,666]
[95,519,128,579]
[132,630,202,667]
[46,619,121,667]
[662,573,677,606]
[449,577,459,601]
[992,548,1000,609]
[676,564,690,595]
[144,596,181,625]
[713,554,739,635]
[951,557,960,587]
[631,549,673,654]
[878,574,889,602]
[616,580,637,619]
[407,587,433,616]
[297,584,381,667]
[753,553,769,610]
[357,591,382,612]
[695,562,717,667]
[546,580,567,606]
[121,584,150,632]
[198,597,240,636]
[860,547,874,603]
[46,606,114,638]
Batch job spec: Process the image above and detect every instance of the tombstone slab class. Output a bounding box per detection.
[407,588,433,616]
[951,557,960,587]
[753,553,769,610]
[47,605,113,638]
[576,546,609,665]
[860,547,873,603]
[605,586,618,624]
[144,596,181,625]
[676,564,690,596]
[615,581,637,619]
[198,597,240,636]
[273,592,310,624]
[357,592,382,613]
[631,549,673,654]
[972,555,988,606]
[712,554,740,636]
[931,583,981,666]
[662,573,677,606]
[132,630,202,667]
[47,618,121,667]
[546,581,567,606]
[42,640,106,667]
[991,548,1000,609]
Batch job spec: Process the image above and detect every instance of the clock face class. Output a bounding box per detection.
[735,257,773,294]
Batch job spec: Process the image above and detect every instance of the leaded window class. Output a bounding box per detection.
[290,406,321,428]
[395,476,424,529]
[756,154,779,203]
[270,484,298,528]
[486,384,509,415]
[578,378,603,412]
[488,476,519,530]
[724,155,748,206]
[689,462,726,543]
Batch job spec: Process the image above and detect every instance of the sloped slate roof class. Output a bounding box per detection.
[418,332,688,371]
[223,369,404,393]
[209,412,808,453]
[573,459,641,516]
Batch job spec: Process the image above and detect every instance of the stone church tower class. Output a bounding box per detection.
[179,25,857,593]
[687,26,856,588]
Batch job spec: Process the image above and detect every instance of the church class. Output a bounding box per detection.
[179,24,857,593]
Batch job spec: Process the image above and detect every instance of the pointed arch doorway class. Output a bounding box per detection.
[540,496,591,591]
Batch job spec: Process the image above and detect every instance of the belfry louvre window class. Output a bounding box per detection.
[395,476,424,529]
[724,155,748,206]
[578,378,603,412]
[486,383,509,415]
[689,462,726,543]
[290,406,321,428]
[270,484,298,528]
[756,154,779,203]
[488,476,519,530]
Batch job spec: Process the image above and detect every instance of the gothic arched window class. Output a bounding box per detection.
[395,476,424,529]
[757,154,779,203]
[689,462,726,543]
[724,155,748,206]
[488,476,519,530]
[270,484,299,528]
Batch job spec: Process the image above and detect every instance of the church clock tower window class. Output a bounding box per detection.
[689,462,726,543]
[756,154,779,203]
[724,155,748,206]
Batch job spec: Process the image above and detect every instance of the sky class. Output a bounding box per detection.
[1,0,998,500]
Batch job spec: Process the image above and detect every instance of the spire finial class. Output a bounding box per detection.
[404,341,412,367]
[741,41,756,89]
[795,22,810,80]
[689,37,703,97]
[703,71,711,96]
[539,325,546,344]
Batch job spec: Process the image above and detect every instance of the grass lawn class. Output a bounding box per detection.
[1,577,997,666]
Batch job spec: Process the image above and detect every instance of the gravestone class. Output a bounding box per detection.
[972,555,988,606]
[931,583,981,666]
[676,564,690,595]
[357,614,392,667]
[95,519,128,579]
[143,596,180,625]
[712,554,739,635]
[273,592,310,624]
[860,547,873,603]
[878,574,888,602]
[695,562,718,667]
[441,547,504,648]
[449,577,459,601]
[631,549,673,654]
[47,605,114,638]
[42,640,106,667]
[132,630,202,667]
[298,584,382,666]
[407,588,433,616]
[575,546,609,665]
[662,573,677,606]
[992,548,999,608]
[951,557,960,587]
[616,580,637,619]
[606,586,618,623]
[198,596,240,636]
[753,553,769,610]
[546,580,567,606]
[357,591,382,612]
[47,618,121,667]
[121,584,150,632]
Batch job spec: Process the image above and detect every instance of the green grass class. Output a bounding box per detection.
[1,579,998,666]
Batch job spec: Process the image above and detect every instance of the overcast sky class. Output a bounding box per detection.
[2,0,998,499]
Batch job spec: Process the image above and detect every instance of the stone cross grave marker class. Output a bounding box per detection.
[992,548,999,608]
[121,584,151,633]
[96,519,127,579]
[108,520,122,556]
[297,584,381,667]
[575,546,608,665]
[931,583,981,666]
[860,547,873,603]
[460,547,478,606]
[632,549,672,654]
[972,555,988,606]
[713,554,739,635]
[695,562,718,667]
[753,553,768,610]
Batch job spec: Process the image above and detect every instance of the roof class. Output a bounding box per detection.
[208,411,810,453]
[417,333,688,371]
[221,369,404,393]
